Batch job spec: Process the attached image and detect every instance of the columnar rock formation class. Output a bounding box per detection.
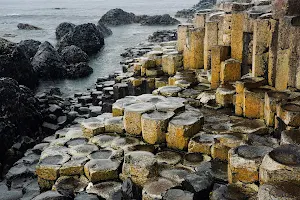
[7,0,300,199]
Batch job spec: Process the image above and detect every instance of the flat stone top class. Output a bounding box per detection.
[113,96,138,109]
[261,182,300,198]
[269,145,300,166]
[85,159,120,171]
[143,178,176,196]
[136,94,167,104]
[156,151,182,164]
[184,153,204,163]
[39,154,70,166]
[266,91,290,100]
[159,86,182,94]
[236,145,272,159]
[170,112,201,126]
[282,103,300,112]
[69,144,99,156]
[192,133,215,143]
[125,151,156,165]
[142,111,175,121]
[124,102,156,113]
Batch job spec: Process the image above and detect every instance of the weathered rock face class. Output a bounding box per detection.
[97,22,113,38]
[60,45,89,64]
[58,23,104,55]
[99,8,136,26]
[0,78,42,173]
[55,22,76,40]
[65,62,93,79]
[0,41,38,89]
[17,23,42,30]
[17,39,42,61]
[140,14,180,26]
[31,41,66,79]
[175,0,217,18]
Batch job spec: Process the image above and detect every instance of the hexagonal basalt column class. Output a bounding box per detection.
[277,103,300,127]
[258,182,300,200]
[264,91,290,126]
[228,145,272,184]
[142,178,177,200]
[210,183,257,200]
[104,116,124,134]
[124,103,156,136]
[69,144,99,157]
[84,159,120,183]
[281,129,300,145]
[81,118,105,138]
[211,135,245,161]
[156,151,182,165]
[155,101,185,113]
[121,151,157,186]
[260,144,300,184]
[188,132,215,155]
[36,152,70,181]
[157,86,183,97]
[112,96,138,117]
[220,59,241,85]
[141,111,175,144]
[216,87,235,107]
[166,112,204,150]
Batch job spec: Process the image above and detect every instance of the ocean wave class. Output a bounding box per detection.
[4,13,21,16]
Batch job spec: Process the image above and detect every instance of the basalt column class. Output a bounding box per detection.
[204,21,219,70]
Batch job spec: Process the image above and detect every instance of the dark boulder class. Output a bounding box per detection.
[17,23,42,30]
[55,22,76,40]
[0,43,38,89]
[0,37,16,55]
[96,22,113,38]
[0,78,42,174]
[31,41,66,79]
[66,62,93,79]
[60,45,89,64]
[17,39,41,61]
[99,8,136,26]
[175,0,217,18]
[140,14,180,26]
[58,23,104,55]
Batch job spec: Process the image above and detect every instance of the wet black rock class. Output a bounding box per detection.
[58,23,104,55]
[60,45,89,64]
[99,8,136,26]
[0,40,38,88]
[148,30,177,43]
[175,0,217,18]
[17,23,42,30]
[33,191,68,200]
[65,62,93,79]
[31,41,66,79]
[56,22,76,40]
[17,39,41,61]
[140,14,180,26]
[0,78,42,174]
[0,37,16,55]
[97,22,113,38]
[122,178,142,200]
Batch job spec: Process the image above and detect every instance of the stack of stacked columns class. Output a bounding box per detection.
[33,0,300,199]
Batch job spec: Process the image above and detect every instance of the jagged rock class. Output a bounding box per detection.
[58,23,104,55]
[0,42,38,88]
[97,21,113,37]
[60,45,88,64]
[17,39,41,61]
[65,62,93,79]
[17,23,42,30]
[31,41,66,79]
[55,22,76,40]
[148,30,177,43]
[140,14,180,26]
[175,0,217,18]
[0,78,42,173]
[99,8,136,26]
[122,178,142,200]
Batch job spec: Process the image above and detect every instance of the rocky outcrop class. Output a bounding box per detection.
[175,0,217,18]
[55,22,76,40]
[58,23,104,55]
[148,30,177,43]
[17,23,42,30]
[0,41,38,89]
[17,39,41,61]
[97,22,113,38]
[60,45,89,64]
[99,8,136,26]
[140,14,180,26]
[99,8,180,26]
[0,78,42,174]
[31,41,66,79]
[65,62,93,79]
